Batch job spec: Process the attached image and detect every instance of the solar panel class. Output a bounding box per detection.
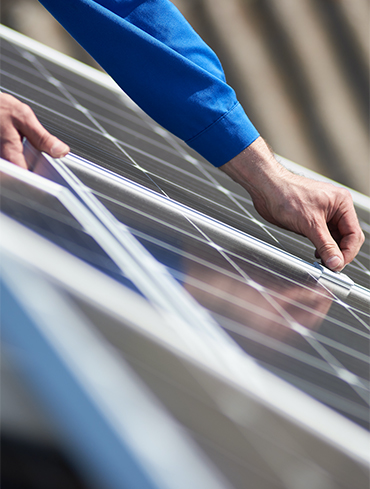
[1,24,369,488]
[61,154,370,428]
[1,214,368,489]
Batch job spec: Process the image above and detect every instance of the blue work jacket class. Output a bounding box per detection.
[39,0,259,166]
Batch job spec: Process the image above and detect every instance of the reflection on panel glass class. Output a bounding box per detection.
[70,170,369,430]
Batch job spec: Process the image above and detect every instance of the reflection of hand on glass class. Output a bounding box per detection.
[184,256,333,341]
[270,285,333,333]
[0,93,69,169]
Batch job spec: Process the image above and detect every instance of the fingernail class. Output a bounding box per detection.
[326,256,342,270]
[50,142,69,157]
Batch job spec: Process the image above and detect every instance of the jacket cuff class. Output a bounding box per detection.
[185,102,260,167]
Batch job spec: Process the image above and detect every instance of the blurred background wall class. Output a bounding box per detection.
[1,0,369,195]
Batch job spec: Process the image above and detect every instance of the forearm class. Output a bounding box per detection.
[39,0,259,165]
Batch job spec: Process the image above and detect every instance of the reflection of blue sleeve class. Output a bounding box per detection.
[39,0,259,166]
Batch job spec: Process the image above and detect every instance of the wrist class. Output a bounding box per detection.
[219,137,285,200]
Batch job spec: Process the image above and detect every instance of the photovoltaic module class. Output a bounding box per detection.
[1,25,369,489]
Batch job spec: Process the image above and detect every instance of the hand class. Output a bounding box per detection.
[220,137,365,271]
[0,93,69,169]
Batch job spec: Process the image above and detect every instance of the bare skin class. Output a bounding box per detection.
[220,137,365,271]
[0,93,69,169]
[1,94,364,271]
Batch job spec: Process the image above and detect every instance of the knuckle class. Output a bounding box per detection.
[37,130,53,149]
[0,93,15,108]
[316,241,336,257]
[2,144,26,167]
[305,215,321,233]
[338,188,352,203]
[19,102,34,121]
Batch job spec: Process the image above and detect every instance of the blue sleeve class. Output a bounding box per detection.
[39,0,259,166]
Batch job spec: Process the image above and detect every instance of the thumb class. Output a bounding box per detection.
[26,127,70,158]
[308,222,344,271]
[16,104,69,158]
[38,133,70,158]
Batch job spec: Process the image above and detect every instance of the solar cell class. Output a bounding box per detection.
[1,24,369,488]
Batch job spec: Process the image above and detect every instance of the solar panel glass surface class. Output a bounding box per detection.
[0,31,369,435]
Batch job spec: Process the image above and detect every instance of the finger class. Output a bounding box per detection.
[327,222,342,246]
[334,201,365,266]
[15,104,69,158]
[307,221,345,271]
[0,134,28,169]
[339,230,365,267]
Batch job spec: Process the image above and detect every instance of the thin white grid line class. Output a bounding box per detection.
[138,116,286,248]
[116,159,370,283]
[69,151,370,288]
[290,257,370,333]
[1,49,152,131]
[19,77,179,166]
[119,144,370,278]
[211,245,370,366]
[2,88,114,138]
[130,225,317,299]
[178,270,370,366]
[336,299,370,331]
[254,361,370,422]
[211,308,369,384]
[353,255,370,273]
[125,309,367,476]
[6,30,370,211]
[123,168,274,229]
[18,49,176,200]
[150,129,369,283]
[129,112,291,247]
[140,232,370,343]
[174,277,370,412]
[0,52,51,79]
[14,49,180,163]
[1,54,225,161]
[85,161,369,316]
[1,68,162,146]
[67,138,309,263]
